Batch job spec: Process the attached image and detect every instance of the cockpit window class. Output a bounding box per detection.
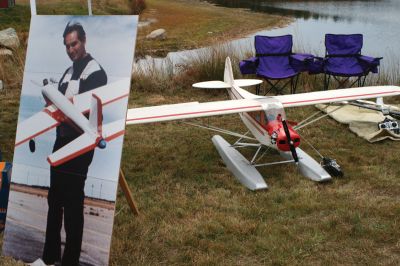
[264,102,286,122]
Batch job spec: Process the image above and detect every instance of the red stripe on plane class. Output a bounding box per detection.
[105,130,125,142]
[281,91,400,105]
[127,105,261,122]
[103,93,129,106]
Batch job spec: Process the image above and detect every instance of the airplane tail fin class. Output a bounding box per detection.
[89,94,103,136]
[223,57,235,87]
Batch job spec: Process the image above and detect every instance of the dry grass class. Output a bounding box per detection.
[115,87,400,265]
[136,0,291,56]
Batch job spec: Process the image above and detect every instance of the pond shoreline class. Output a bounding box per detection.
[136,0,293,57]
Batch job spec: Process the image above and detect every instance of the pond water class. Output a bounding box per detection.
[136,0,400,74]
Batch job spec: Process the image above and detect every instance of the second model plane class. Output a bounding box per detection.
[15,78,130,167]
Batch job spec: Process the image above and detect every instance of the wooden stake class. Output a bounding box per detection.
[118,169,139,216]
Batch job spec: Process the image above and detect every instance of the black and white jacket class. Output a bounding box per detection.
[57,54,107,138]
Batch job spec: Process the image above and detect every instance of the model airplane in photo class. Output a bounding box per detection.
[126,57,400,190]
[15,78,130,167]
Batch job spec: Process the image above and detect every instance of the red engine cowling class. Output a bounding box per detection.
[266,120,300,152]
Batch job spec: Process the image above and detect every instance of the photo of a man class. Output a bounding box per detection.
[42,22,107,266]
[2,15,138,266]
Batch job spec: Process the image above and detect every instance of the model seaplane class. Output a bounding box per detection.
[126,57,400,190]
[15,78,130,167]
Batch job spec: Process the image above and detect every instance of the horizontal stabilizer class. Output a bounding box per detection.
[47,133,97,166]
[193,79,262,89]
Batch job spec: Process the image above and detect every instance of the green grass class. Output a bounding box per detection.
[1,1,400,265]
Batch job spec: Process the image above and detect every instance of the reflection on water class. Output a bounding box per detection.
[207,0,394,24]
[137,0,399,75]
[206,0,400,57]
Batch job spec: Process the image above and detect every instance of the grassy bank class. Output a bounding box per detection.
[137,0,290,56]
[1,0,290,57]
[1,1,400,266]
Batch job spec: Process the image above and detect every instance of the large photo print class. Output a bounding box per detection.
[2,15,137,265]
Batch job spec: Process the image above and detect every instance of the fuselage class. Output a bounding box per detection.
[226,84,300,152]
[41,84,102,143]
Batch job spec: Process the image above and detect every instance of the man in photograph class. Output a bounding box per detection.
[42,22,107,266]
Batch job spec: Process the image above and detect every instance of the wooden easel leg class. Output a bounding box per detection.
[118,168,139,216]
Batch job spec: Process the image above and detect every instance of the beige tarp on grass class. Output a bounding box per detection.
[316,104,400,143]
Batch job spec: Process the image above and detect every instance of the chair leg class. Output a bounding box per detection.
[265,78,296,95]
[333,76,349,89]
[324,74,331,90]
[265,79,285,95]
[291,74,299,94]
[256,84,261,95]
[361,75,367,87]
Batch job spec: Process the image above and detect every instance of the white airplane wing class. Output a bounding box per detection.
[15,108,60,146]
[126,86,400,125]
[47,133,97,167]
[273,86,400,108]
[102,119,126,141]
[126,98,263,125]
[72,78,130,113]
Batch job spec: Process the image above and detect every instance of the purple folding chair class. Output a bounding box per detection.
[240,35,313,95]
[322,34,382,90]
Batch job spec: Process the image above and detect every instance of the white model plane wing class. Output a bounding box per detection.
[273,86,400,108]
[15,109,60,146]
[72,78,131,113]
[126,98,263,125]
[16,78,130,147]
[126,86,400,125]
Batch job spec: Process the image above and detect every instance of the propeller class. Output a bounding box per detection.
[282,119,299,163]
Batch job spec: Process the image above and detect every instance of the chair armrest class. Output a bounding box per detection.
[239,57,259,75]
[358,55,383,65]
[307,56,325,74]
[358,55,383,73]
[290,53,318,73]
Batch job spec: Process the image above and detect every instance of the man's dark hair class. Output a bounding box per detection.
[63,22,86,44]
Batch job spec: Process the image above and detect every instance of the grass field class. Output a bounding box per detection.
[1,1,400,265]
